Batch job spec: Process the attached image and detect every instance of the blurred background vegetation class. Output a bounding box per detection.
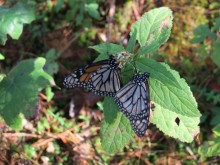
[0,0,220,164]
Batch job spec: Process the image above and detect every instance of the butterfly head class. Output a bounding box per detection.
[133,72,150,84]
[108,55,119,69]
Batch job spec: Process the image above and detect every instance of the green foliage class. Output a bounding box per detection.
[0,1,35,45]
[131,7,172,47]
[206,89,220,105]
[115,1,133,33]
[79,115,91,125]
[191,24,217,43]
[136,21,172,56]
[0,0,213,162]
[90,43,125,61]
[212,17,220,31]
[137,58,200,142]
[85,3,100,20]
[0,53,5,60]
[44,48,61,75]
[0,74,5,82]
[92,7,200,153]
[37,108,74,133]
[0,58,54,129]
[96,101,104,111]
[37,117,50,132]
[65,0,101,26]
[210,107,220,126]
[101,98,134,153]
[191,16,220,68]
[24,144,37,158]
[137,59,199,116]
[211,42,220,67]
[199,124,220,160]
[45,86,54,102]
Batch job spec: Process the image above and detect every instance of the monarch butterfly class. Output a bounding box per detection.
[63,55,121,97]
[114,72,150,137]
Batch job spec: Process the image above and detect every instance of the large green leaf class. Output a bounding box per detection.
[0,57,54,129]
[130,7,172,47]
[0,2,35,45]
[136,58,200,142]
[136,19,172,56]
[101,97,134,154]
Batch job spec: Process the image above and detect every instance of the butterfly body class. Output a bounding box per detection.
[114,72,150,137]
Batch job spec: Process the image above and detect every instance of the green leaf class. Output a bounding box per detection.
[213,124,220,136]
[199,137,220,158]
[45,86,54,102]
[0,53,5,60]
[0,57,54,129]
[76,3,84,26]
[131,7,172,47]
[213,17,220,31]
[191,24,217,43]
[76,13,84,25]
[211,115,220,126]
[24,144,37,158]
[191,25,210,43]
[37,116,51,132]
[54,0,64,12]
[136,17,172,56]
[136,58,200,142]
[65,7,78,21]
[211,42,220,67]
[198,124,220,159]
[9,114,23,130]
[0,74,6,83]
[44,62,59,76]
[101,97,134,154]
[44,49,60,75]
[90,42,125,61]
[0,2,35,45]
[45,48,60,61]
[97,102,104,111]
[86,3,100,20]
[152,103,200,142]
